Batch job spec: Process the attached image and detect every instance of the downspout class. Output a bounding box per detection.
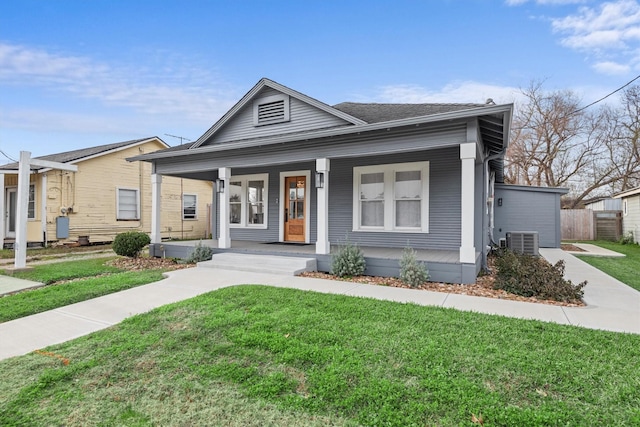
[481,149,506,272]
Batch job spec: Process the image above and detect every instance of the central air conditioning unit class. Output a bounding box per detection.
[506,231,539,256]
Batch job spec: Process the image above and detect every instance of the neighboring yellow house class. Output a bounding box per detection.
[0,137,213,247]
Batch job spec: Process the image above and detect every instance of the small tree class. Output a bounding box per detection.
[399,247,429,287]
[112,231,151,258]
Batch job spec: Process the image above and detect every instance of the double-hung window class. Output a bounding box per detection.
[27,184,35,219]
[228,173,268,228]
[117,188,140,220]
[183,194,197,220]
[353,161,429,232]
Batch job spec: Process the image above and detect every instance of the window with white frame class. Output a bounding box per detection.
[353,161,429,232]
[28,184,35,219]
[117,188,140,220]
[623,199,628,216]
[228,174,268,228]
[183,194,197,220]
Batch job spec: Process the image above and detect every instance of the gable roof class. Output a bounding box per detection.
[0,137,166,172]
[332,102,487,123]
[614,186,640,199]
[190,78,366,149]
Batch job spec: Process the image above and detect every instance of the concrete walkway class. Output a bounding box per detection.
[1,249,638,361]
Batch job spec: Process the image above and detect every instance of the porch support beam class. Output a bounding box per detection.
[218,167,231,249]
[459,143,476,264]
[315,158,330,255]
[15,151,31,269]
[41,173,47,246]
[0,173,5,249]
[150,173,162,244]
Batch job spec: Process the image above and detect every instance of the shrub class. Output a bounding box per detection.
[186,241,214,263]
[493,249,586,302]
[399,247,429,287]
[331,241,366,277]
[620,231,636,245]
[112,231,151,258]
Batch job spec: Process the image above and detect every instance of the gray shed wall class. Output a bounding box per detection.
[494,184,564,248]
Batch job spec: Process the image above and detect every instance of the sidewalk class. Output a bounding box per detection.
[1,249,638,361]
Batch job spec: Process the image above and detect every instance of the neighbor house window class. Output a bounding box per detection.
[253,94,290,126]
[28,184,35,219]
[183,194,197,220]
[228,174,268,228]
[117,188,139,220]
[623,199,628,216]
[353,161,429,232]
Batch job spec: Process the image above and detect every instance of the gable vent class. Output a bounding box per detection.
[257,100,285,124]
[253,94,290,126]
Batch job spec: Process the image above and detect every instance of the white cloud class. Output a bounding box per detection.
[0,42,237,125]
[592,60,632,74]
[374,81,521,105]
[552,1,640,49]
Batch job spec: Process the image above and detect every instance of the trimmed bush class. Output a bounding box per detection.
[399,247,429,287]
[493,249,586,302]
[112,232,151,258]
[331,241,366,277]
[620,231,636,245]
[186,241,214,263]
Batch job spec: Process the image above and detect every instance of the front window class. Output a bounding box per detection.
[183,194,197,220]
[28,184,35,219]
[117,188,139,220]
[353,161,429,232]
[228,174,268,228]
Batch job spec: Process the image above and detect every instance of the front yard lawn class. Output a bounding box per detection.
[576,241,640,291]
[0,258,170,322]
[1,285,638,426]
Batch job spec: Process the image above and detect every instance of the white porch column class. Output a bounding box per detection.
[218,167,231,249]
[460,143,476,264]
[315,158,330,254]
[150,173,162,244]
[15,151,31,269]
[41,173,47,246]
[0,173,5,249]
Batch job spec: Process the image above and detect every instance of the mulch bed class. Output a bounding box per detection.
[107,257,195,271]
[561,243,586,252]
[300,254,585,307]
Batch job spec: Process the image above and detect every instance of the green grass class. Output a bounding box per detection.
[576,241,640,291]
[1,286,638,426]
[0,258,166,322]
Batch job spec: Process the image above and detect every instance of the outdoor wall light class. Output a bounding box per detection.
[497,197,503,206]
[315,171,325,188]
[216,178,225,193]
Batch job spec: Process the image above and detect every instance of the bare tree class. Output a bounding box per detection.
[505,81,640,207]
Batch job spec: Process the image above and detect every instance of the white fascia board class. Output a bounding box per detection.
[135,104,514,162]
[614,186,640,199]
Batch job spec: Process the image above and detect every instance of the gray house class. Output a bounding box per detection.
[132,78,521,283]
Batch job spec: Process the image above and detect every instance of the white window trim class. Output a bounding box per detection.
[623,199,628,216]
[352,161,429,233]
[116,187,140,221]
[182,193,198,220]
[253,94,290,126]
[228,173,268,229]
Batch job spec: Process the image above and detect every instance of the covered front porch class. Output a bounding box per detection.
[150,239,478,283]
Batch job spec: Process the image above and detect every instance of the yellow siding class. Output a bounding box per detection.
[4,139,212,245]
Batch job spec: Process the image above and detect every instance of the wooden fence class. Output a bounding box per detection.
[561,210,622,241]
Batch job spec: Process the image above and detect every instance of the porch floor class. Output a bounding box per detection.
[158,239,461,264]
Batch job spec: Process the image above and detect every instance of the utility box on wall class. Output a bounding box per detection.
[56,216,69,239]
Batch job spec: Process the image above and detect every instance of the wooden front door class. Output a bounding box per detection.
[284,176,306,242]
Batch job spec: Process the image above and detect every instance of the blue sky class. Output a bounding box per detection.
[1,0,639,160]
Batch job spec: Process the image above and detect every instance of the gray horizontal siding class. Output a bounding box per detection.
[153,125,467,176]
[329,147,461,251]
[494,185,562,248]
[207,87,351,144]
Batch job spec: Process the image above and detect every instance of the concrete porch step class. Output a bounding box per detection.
[198,253,317,276]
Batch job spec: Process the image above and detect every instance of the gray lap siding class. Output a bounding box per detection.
[328,147,461,250]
